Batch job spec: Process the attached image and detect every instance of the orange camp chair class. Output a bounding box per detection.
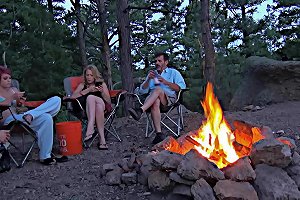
[63,76,126,147]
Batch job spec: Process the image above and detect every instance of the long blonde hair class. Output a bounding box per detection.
[83,64,104,85]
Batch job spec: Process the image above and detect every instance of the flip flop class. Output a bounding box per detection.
[22,114,33,125]
[84,134,93,142]
[84,131,97,142]
[97,143,108,150]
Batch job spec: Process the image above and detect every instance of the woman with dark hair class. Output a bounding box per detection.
[71,64,111,150]
[0,66,63,165]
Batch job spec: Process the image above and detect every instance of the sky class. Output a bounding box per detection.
[63,0,273,21]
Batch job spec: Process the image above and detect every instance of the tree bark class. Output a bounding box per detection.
[47,0,53,14]
[142,12,150,70]
[200,0,215,84]
[73,0,88,68]
[117,0,134,114]
[95,0,113,89]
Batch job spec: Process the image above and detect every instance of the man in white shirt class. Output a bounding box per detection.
[128,52,186,144]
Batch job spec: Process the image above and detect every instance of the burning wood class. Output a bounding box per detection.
[233,141,251,157]
[185,135,201,146]
[164,83,266,169]
[233,120,253,137]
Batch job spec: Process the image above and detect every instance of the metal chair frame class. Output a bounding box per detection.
[63,77,126,147]
[86,90,126,147]
[1,106,38,168]
[130,88,188,138]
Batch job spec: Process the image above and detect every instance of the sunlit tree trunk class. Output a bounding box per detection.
[96,0,112,89]
[200,0,215,84]
[117,0,134,114]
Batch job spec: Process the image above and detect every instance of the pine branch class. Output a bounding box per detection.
[127,6,184,15]
[70,7,103,45]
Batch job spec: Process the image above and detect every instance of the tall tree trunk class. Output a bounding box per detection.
[96,0,113,89]
[47,0,53,14]
[117,0,134,114]
[73,0,88,68]
[142,13,150,70]
[240,4,250,57]
[200,0,215,84]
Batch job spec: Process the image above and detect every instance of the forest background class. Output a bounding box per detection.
[0,0,299,116]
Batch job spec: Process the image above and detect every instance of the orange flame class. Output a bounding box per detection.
[192,82,239,168]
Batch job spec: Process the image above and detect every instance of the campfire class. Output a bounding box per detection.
[165,82,266,168]
[101,82,300,199]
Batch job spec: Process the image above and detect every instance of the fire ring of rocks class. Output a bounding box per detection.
[102,83,300,199]
[102,130,300,200]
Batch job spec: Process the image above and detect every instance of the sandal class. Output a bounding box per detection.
[84,131,97,142]
[22,114,33,125]
[97,142,108,150]
[84,134,93,142]
[40,157,56,166]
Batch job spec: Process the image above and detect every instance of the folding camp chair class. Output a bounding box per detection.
[63,76,126,147]
[130,88,189,138]
[1,80,63,167]
[0,80,40,167]
[1,107,38,168]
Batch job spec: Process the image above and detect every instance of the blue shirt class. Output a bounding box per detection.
[138,67,186,97]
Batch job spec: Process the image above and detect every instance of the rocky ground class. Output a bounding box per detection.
[0,101,299,200]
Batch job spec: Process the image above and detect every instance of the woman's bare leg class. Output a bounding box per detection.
[85,95,96,137]
[95,97,106,146]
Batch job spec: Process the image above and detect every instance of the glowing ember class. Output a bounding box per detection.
[192,82,239,168]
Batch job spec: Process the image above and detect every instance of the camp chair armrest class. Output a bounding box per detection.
[127,92,144,106]
[62,98,84,111]
[24,101,45,109]
[0,105,11,112]
[114,90,127,107]
[174,88,189,104]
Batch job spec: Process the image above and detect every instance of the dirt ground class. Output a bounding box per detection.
[0,101,299,200]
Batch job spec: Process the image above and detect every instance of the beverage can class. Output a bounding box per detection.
[154,71,160,86]
[67,94,72,110]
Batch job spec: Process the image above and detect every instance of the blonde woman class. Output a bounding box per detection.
[71,65,111,150]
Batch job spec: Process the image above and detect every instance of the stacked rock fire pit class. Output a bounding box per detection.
[102,130,300,199]
[101,83,300,199]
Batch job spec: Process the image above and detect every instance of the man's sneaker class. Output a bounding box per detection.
[128,107,143,121]
[152,132,166,145]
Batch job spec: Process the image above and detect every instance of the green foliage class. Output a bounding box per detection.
[215,54,247,110]
[183,65,205,112]
[0,0,299,113]
[0,0,74,99]
[268,0,300,59]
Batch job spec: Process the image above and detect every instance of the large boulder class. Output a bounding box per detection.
[230,56,300,110]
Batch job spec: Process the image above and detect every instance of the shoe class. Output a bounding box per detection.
[52,155,68,163]
[128,107,143,121]
[152,132,166,145]
[40,157,56,166]
[97,142,108,150]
